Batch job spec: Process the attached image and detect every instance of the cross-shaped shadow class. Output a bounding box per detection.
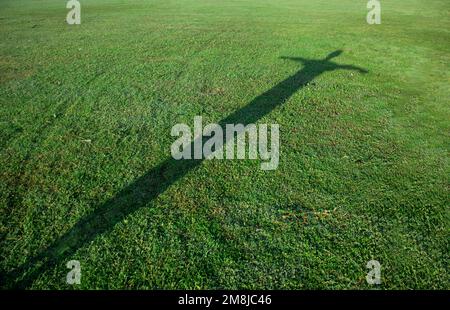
[3,50,367,288]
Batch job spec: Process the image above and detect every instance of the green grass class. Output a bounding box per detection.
[0,0,449,289]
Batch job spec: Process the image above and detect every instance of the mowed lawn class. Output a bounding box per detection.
[0,0,449,289]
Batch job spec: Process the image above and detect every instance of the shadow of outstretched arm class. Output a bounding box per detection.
[280,56,308,63]
[336,64,368,74]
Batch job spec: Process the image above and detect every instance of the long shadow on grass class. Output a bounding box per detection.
[3,50,367,288]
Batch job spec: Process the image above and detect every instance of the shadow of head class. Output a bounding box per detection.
[325,49,343,60]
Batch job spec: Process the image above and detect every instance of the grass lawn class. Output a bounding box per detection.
[0,0,449,289]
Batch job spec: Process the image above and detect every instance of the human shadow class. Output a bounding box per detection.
[3,50,367,288]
